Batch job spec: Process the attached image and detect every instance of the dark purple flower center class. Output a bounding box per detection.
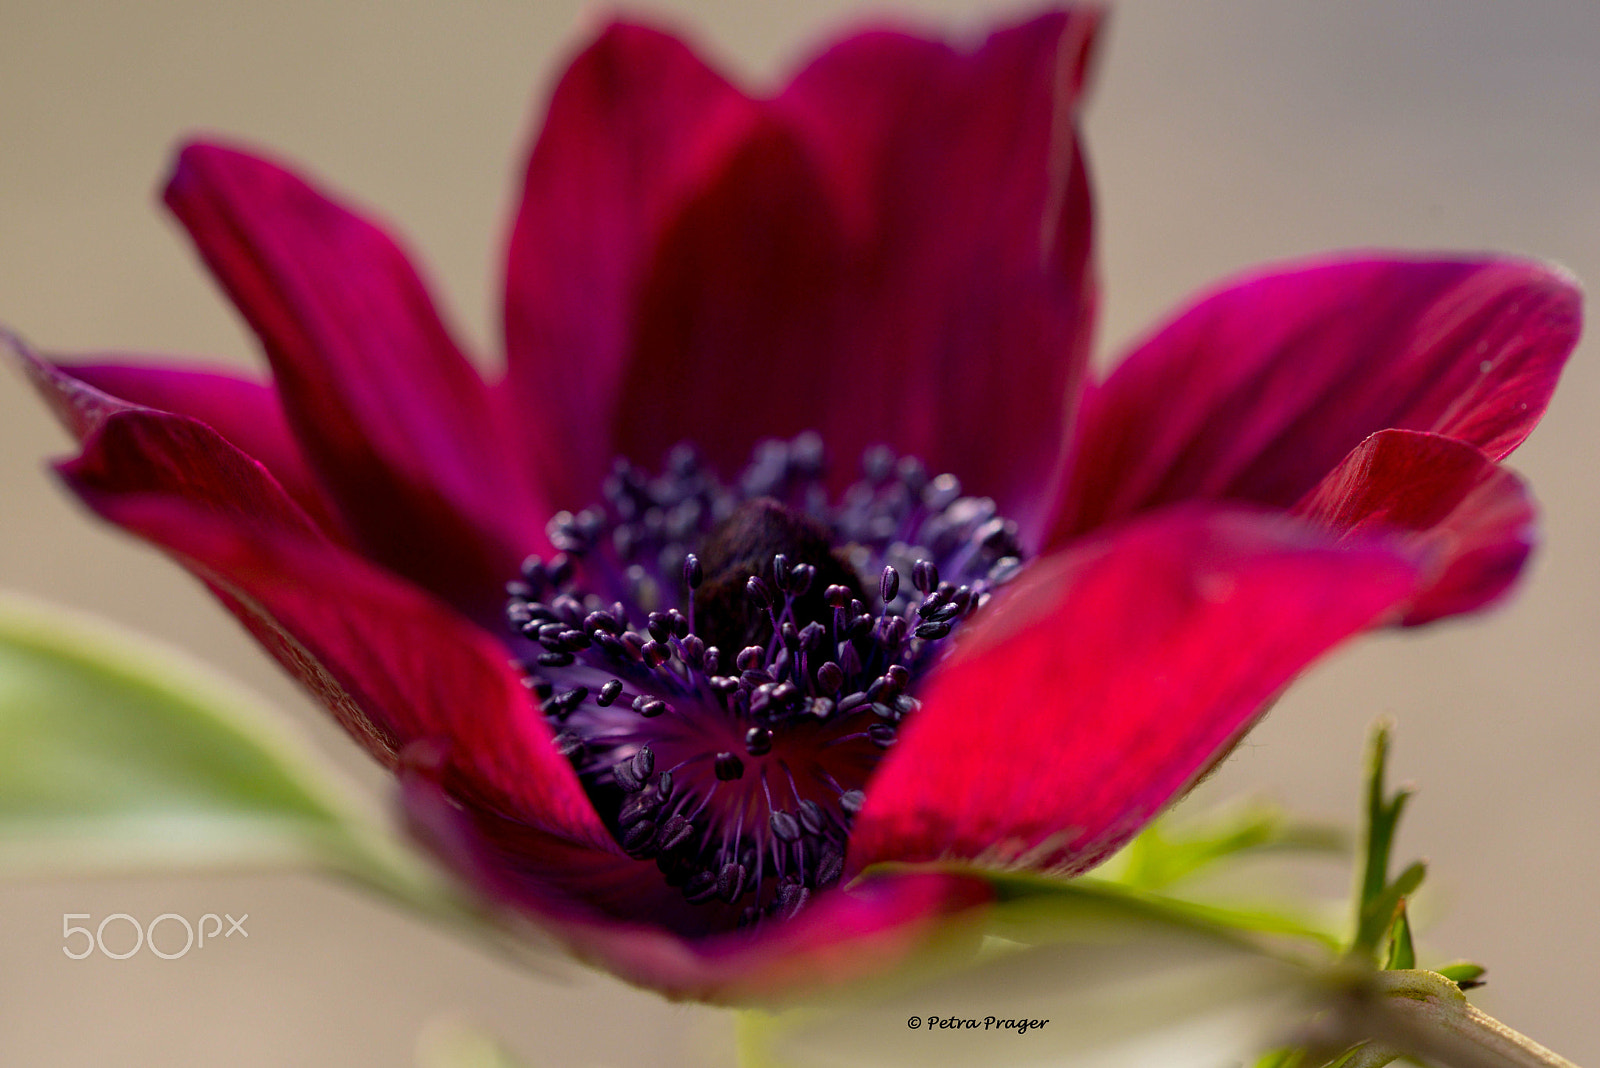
[504,433,1025,930]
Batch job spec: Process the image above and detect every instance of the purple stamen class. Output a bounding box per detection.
[502,434,1026,930]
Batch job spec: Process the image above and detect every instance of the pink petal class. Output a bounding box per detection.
[1048,257,1581,545]
[1293,429,1537,626]
[849,506,1421,876]
[58,410,609,849]
[401,767,991,1002]
[609,12,1100,522]
[777,9,1100,522]
[164,142,546,620]
[11,341,343,537]
[501,21,761,511]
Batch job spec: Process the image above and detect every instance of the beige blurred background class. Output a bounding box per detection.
[3,1,1597,1064]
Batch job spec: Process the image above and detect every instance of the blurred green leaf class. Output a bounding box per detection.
[1382,909,1415,971]
[1111,801,1348,893]
[1352,724,1417,962]
[1434,961,1487,989]
[977,868,1344,956]
[0,592,460,917]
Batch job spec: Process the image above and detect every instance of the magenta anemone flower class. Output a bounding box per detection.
[13,8,1580,1001]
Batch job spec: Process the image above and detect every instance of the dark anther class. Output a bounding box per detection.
[772,553,791,591]
[862,444,894,483]
[837,691,869,714]
[545,687,588,716]
[780,621,800,650]
[745,574,771,610]
[976,517,1020,554]
[553,730,586,759]
[745,727,773,756]
[895,455,928,493]
[914,620,952,640]
[923,601,962,624]
[923,473,960,509]
[824,584,851,608]
[537,651,576,667]
[613,757,644,793]
[618,792,660,828]
[545,554,574,588]
[790,430,824,475]
[736,645,765,671]
[642,640,671,668]
[807,697,835,718]
[584,610,622,634]
[777,882,810,921]
[680,634,706,668]
[717,862,747,903]
[817,847,844,887]
[684,871,719,904]
[597,679,623,707]
[839,789,866,815]
[798,621,826,651]
[816,661,844,695]
[789,563,816,595]
[647,612,673,643]
[632,696,666,719]
[886,664,911,690]
[714,752,746,781]
[769,681,799,707]
[880,616,907,650]
[683,553,703,590]
[622,819,657,854]
[879,566,900,604]
[657,770,674,800]
[868,724,898,748]
[770,810,802,843]
[989,556,1023,584]
[630,746,655,781]
[657,814,693,852]
[797,800,825,835]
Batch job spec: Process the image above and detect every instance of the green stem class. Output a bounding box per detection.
[1318,970,1582,1068]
